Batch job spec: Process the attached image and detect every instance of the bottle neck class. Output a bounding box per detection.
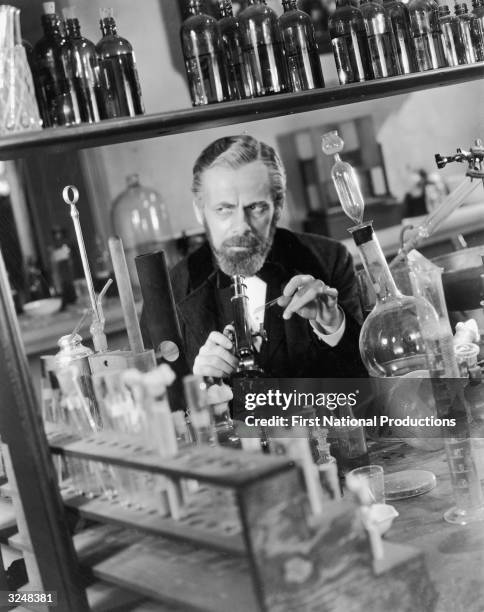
[219,0,233,17]
[282,0,298,11]
[65,18,81,38]
[455,3,468,13]
[351,223,401,304]
[438,5,451,15]
[41,13,63,38]
[100,17,117,36]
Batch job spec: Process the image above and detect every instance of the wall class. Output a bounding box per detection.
[24,0,484,237]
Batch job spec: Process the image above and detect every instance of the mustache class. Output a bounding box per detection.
[221,233,262,249]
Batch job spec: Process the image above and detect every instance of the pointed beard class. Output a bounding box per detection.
[204,219,277,277]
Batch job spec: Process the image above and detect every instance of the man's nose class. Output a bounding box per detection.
[230,206,251,233]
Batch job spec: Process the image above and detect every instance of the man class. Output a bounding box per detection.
[165,135,366,378]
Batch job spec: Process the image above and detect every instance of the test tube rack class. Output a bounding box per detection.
[4,425,437,612]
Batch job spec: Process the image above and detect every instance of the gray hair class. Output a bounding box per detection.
[192,135,286,211]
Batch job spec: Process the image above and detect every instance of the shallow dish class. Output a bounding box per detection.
[23,297,62,317]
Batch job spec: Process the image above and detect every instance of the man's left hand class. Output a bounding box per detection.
[278,274,343,334]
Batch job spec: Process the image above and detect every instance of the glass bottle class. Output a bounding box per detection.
[471,0,484,61]
[111,174,174,290]
[96,8,144,118]
[383,0,418,73]
[218,0,254,100]
[438,1,470,64]
[180,0,229,106]
[328,0,373,85]
[63,8,107,123]
[238,0,289,96]
[455,3,478,62]
[278,0,325,91]
[349,222,448,377]
[360,0,401,78]
[33,2,81,127]
[408,0,447,69]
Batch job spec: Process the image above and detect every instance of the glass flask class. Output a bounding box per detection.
[180,0,229,106]
[183,375,217,446]
[238,0,289,96]
[111,174,174,290]
[471,0,484,61]
[438,2,470,64]
[63,8,106,123]
[407,0,447,69]
[328,0,373,85]
[217,0,254,100]
[278,0,325,91]
[33,2,81,127]
[96,8,144,118]
[383,0,418,73]
[455,3,478,62]
[360,0,401,78]
[321,130,365,225]
[349,222,448,377]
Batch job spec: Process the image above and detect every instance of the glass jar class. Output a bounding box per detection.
[360,0,401,78]
[383,0,418,73]
[111,174,174,290]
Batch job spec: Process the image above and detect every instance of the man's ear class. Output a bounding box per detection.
[193,200,203,225]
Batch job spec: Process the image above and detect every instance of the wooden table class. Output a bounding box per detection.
[371,440,484,612]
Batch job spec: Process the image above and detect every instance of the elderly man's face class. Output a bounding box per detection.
[196,161,278,276]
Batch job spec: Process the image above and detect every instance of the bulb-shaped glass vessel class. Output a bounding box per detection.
[111,175,174,290]
[382,0,418,73]
[328,0,373,84]
[218,0,254,100]
[181,0,229,106]
[96,8,144,118]
[63,8,106,123]
[454,3,478,62]
[407,0,447,69]
[239,0,289,96]
[278,0,325,91]
[360,0,401,77]
[350,222,448,377]
[322,130,364,225]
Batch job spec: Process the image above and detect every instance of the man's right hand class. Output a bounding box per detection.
[193,331,239,378]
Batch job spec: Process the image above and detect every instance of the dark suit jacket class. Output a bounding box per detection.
[158,227,367,378]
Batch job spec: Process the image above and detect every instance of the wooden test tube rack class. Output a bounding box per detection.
[10,428,437,612]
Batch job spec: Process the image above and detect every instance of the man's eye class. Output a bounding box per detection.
[216,207,233,215]
[248,203,267,213]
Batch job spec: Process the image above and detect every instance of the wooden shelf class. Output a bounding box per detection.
[65,491,246,556]
[92,535,257,612]
[0,64,482,161]
[47,429,292,488]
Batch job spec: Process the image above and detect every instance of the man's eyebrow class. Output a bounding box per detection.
[244,200,270,207]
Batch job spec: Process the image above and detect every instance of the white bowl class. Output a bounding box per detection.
[367,503,399,535]
[23,297,62,317]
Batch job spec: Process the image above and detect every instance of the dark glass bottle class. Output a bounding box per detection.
[217,0,253,100]
[360,0,401,77]
[383,0,418,73]
[472,0,484,61]
[238,0,289,96]
[96,8,144,118]
[328,0,373,85]
[408,0,447,69]
[63,9,106,123]
[455,3,478,62]
[439,2,469,64]
[33,2,80,127]
[180,0,229,105]
[278,0,325,91]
